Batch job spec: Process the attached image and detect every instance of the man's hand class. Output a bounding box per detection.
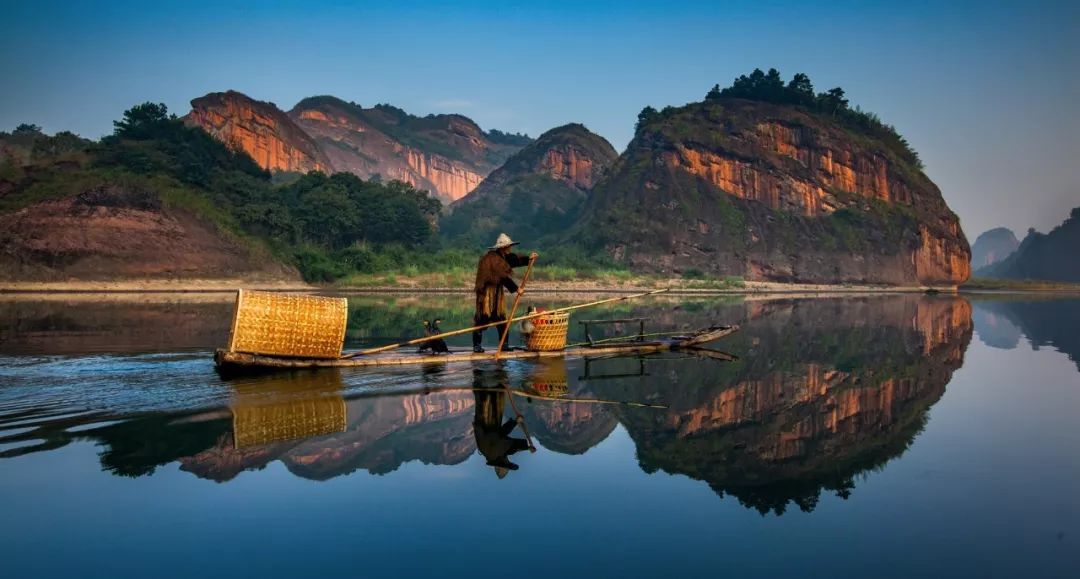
[529,252,539,260]
[517,287,525,296]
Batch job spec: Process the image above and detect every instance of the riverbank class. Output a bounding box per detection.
[1,277,944,294]
[6,275,1078,295]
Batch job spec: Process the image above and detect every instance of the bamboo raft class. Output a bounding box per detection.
[212,285,738,373]
[214,324,738,371]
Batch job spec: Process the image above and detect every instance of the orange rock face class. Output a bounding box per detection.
[185,91,331,174]
[665,122,922,216]
[587,99,971,286]
[538,144,605,189]
[660,120,970,285]
[400,148,485,202]
[915,225,972,285]
[287,96,524,203]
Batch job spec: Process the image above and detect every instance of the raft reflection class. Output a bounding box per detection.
[0,295,974,515]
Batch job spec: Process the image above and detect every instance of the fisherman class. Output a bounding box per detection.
[472,233,538,353]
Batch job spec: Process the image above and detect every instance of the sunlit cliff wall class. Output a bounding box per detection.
[185,91,331,174]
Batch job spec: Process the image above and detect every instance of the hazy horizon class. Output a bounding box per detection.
[2,0,1076,238]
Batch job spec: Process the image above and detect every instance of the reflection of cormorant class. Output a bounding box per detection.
[472,369,530,478]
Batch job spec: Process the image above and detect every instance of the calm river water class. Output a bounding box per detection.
[0,293,1077,578]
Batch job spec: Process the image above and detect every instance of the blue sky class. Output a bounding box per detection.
[1,0,1077,237]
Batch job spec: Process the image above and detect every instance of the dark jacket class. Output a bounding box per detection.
[474,250,529,318]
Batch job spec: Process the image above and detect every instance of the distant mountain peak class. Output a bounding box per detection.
[971,227,1020,271]
[441,123,616,244]
[981,206,1080,282]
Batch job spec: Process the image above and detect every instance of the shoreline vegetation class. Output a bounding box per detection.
[2,276,1077,295]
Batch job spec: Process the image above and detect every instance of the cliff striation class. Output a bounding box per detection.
[288,96,526,203]
[579,98,971,285]
[185,91,332,174]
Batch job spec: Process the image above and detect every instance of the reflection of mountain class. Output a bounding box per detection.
[971,298,1080,369]
[517,358,618,455]
[179,377,476,482]
[971,302,1022,349]
[0,298,234,355]
[283,392,475,480]
[595,296,972,514]
[2,295,977,516]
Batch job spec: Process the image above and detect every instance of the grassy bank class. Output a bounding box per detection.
[962,277,1080,292]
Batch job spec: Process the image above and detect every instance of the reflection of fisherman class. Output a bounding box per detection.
[472,233,538,353]
[472,370,530,478]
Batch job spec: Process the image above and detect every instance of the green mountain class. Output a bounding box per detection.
[440,123,617,246]
[981,207,1080,282]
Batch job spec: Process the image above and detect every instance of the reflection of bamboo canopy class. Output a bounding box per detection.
[230,371,347,448]
[226,290,348,359]
[525,358,569,398]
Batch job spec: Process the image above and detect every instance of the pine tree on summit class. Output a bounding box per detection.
[818,87,849,115]
[112,102,174,139]
[787,73,815,105]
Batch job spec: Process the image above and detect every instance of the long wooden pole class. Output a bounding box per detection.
[341,288,670,358]
[494,255,536,359]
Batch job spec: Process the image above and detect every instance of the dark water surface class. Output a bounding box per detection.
[0,293,1077,578]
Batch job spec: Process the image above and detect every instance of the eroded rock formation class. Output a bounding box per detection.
[286,96,525,203]
[580,99,971,285]
[442,123,617,243]
[185,91,331,173]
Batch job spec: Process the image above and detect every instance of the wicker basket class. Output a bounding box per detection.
[226,289,348,359]
[525,311,570,351]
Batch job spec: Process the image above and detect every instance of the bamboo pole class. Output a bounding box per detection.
[340,288,670,358]
[494,255,536,360]
[507,389,668,408]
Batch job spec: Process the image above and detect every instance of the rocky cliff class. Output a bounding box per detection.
[981,207,1080,282]
[971,227,1019,272]
[578,98,971,285]
[288,97,526,203]
[442,123,617,244]
[185,91,332,174]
